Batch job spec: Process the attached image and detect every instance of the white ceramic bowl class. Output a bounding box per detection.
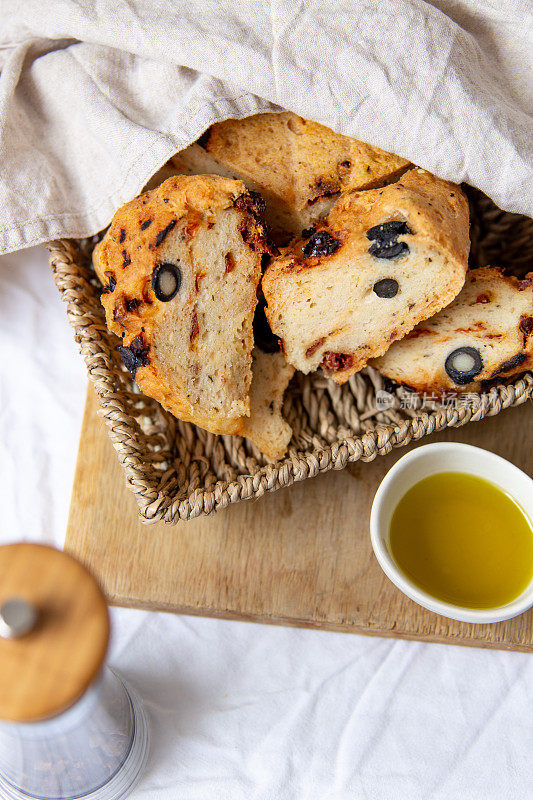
[370,443,533,623]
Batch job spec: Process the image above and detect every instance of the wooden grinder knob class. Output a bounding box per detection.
[0,543,109,722]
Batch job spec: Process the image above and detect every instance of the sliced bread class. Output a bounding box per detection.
[262,168,470,384]
[240,348,294,460]
[171,112,410,242]
[371,267,533,392]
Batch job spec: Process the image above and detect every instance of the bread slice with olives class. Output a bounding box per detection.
[171,112,410,243]
[262,168,470,384]
[93,174,273,435]
[240,348,294,460]
[370,267,533,392]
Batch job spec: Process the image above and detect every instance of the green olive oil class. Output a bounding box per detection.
[389,472,533,608]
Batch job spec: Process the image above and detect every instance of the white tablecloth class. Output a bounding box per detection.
[2,245,532,799]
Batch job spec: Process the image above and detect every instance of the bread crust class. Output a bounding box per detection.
[191,112,410,241]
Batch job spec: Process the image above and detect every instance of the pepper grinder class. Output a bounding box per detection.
[0,543,150,800]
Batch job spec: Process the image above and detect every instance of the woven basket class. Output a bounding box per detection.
[47,187,533,523]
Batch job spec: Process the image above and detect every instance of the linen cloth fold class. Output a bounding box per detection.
[0,0,531,255]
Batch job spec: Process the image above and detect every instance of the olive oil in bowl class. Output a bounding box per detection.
[389,472,533,609]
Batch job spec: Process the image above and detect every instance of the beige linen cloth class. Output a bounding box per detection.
[0,0,531,255]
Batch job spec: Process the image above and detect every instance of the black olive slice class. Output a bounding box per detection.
[373,278,399,298]
[103,271,116,293]
[117,335,150,379]
[444,346,483,385]
[369,241,409,260]
[367,220,413,260]
[152,262,182,301]
[366,221,412,241]
[302,230,340,257]
[490,352,527,378]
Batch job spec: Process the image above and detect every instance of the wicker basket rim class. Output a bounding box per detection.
[47,232,533,524]
[97,374,533,522]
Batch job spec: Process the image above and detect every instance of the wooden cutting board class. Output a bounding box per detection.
[65,386,533,651]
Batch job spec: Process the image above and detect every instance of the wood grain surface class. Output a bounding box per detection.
[0,543,109,721]
[65,386,533,651]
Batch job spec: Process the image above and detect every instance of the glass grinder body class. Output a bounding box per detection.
[0,543,150,800]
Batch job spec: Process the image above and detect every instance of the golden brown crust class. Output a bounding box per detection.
[200,112,411,239]
[285,114,411,199]
[331,168,469,267]
[94,175,265,337]
[93,174,270,435]
[272,168,469,279]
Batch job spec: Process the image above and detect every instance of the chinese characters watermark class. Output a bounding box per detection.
[375,389,482,412]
